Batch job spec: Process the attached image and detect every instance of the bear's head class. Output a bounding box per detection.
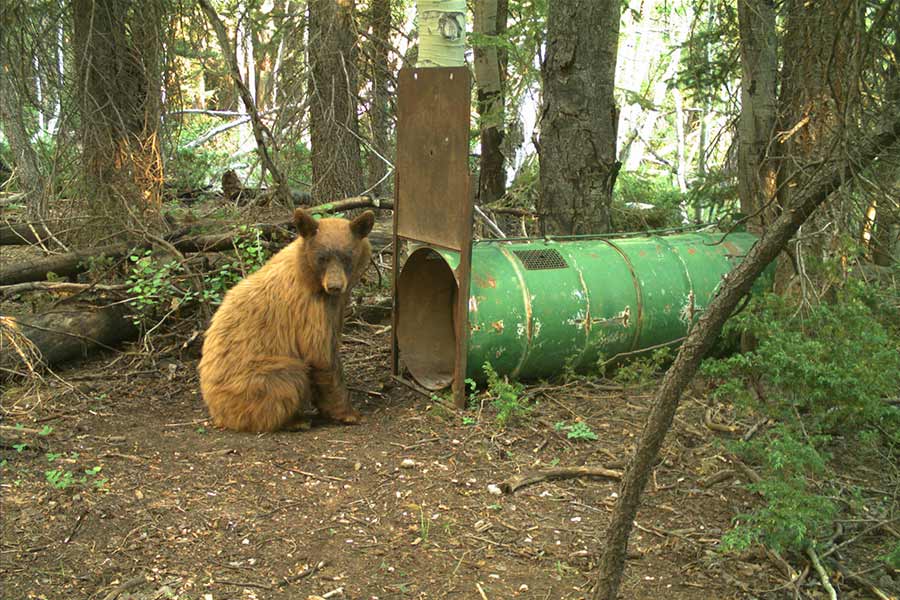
[293,208,375,296]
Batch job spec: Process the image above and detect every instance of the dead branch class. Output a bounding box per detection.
[805,546,837,600]
[197,0,291,204]
[304,195,393,215]
[0,195,395,285]
[703,407,740,433]
[500,466,623,494]
[832,561,893,600]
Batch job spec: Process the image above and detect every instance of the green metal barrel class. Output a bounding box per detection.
[396,231,767,390]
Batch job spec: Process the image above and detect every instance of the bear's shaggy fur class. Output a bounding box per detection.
[198,209,375,432]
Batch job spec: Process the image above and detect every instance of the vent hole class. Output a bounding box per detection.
[512,249,568,270]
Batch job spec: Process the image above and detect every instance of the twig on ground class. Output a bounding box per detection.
[0,281,128,298]
[475,582,489,600]
[805,545,837,600]
[215,579,273,591]
[703,407,739,433]
[274,462,349,483]
[832,561,893,600]
[276,561,327,588]
[101,575,146,600]
[500,466,623,494]
[63,511,88,544]
[699,469,736,488]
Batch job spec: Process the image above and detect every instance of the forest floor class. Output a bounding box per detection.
[1,203,894,600]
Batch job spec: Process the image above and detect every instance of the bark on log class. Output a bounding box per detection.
[1,305,138,372]
[0,221,54,245]
[0,244,127,285]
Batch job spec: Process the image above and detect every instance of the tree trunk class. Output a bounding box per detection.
[2,306,139,373]
[592,110,900,600]
[538,0,621,235]
[0,21,48,221]
[72,0,164,230]
[367,0,392,197]
[474,0,509,205]
[0,222,55,246]
[776,0,860,209]
[737,0,778,234]
[672,87,688,194]
[308,0,364,203]
[416,0,466,67]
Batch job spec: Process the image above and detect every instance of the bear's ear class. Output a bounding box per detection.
[350,210,375,239]
[293,208,319,239]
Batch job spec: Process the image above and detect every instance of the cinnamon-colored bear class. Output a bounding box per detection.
[198,209,375,432]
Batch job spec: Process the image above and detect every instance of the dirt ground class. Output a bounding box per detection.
[0,312,843,600]
[1,207,895,599]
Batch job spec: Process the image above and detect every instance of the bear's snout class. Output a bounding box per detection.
[322,265,348,295]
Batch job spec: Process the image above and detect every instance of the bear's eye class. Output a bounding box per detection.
[317,255,328,266]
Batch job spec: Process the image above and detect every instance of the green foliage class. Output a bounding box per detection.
[127,250,186,324]
[280,141,313,187]
[498,154,539,211]
[45,464,106,491]
[127,227,270,327]
[483,362,528,427]
[883,544,900,570]
[703,288,900,555]
[705,291,900,434]
[612,173,683,231]
[721,426,836,554]
[554,421,598,441]
[610,346,673,386]
[685,169,740,223]
[167,146,229,192]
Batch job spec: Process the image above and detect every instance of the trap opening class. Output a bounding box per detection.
[396,247,458,390]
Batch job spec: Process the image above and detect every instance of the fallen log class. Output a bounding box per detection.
[0,244,127,285]
[1,305,138,373]
[0,221,54,245]
[0,281,129,299]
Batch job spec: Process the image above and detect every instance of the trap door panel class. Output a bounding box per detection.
[396,67,473,251]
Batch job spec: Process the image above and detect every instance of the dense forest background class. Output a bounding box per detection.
[2,0,894,244]
[1,1,899,599]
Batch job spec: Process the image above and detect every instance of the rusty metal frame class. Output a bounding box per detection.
[392,66,473,409]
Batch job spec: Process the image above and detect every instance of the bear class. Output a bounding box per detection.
[197,208,375,432]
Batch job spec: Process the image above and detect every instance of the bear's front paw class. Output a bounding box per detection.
[332,409,362,425]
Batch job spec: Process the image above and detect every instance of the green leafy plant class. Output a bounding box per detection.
[45,468,75,490]
[554,421,598,441]
[720,426,836,554]
[610,346,673,386]
[883,544,900,570]
[127,228,271,327]
[126,250,187,325]
[703,289,900,556]
[44,461,107,491]
[483,362,528,426]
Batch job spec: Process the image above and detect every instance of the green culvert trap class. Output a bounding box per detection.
[396,231,767,390]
